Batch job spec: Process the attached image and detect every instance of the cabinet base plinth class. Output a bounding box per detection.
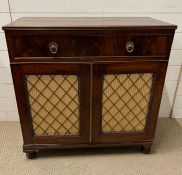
[23,141,154,158]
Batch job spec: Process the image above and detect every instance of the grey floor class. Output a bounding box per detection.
[0,118,182,175]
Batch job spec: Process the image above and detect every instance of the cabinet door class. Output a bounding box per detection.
[92,61,167,143]
[11,63,90,145]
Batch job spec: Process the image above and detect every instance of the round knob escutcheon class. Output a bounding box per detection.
[126,41,135,53]
[49,42,58,54]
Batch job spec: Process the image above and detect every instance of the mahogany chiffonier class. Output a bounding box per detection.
[2,17,176,159]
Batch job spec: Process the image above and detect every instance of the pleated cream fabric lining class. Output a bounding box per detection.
[102,73,153,133]
[25,75,80,136]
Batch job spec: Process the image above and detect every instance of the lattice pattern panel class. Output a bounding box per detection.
[102,73,154,133]
[25,75,80,136]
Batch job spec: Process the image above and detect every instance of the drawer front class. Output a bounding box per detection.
[13,35,169,58]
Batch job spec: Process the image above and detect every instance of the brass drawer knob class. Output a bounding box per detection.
[49,42,58,54]
[126,41,134,53]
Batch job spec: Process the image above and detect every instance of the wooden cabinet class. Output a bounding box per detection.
[2,17,176,159]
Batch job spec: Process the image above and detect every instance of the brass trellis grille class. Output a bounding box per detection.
[102,73,154,133]
[25,75,80,136]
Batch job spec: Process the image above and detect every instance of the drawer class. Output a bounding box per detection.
[12,35,169,57]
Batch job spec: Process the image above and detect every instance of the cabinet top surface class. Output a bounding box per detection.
[2,17,177,30]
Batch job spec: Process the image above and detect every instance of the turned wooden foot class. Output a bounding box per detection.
[26,152,37,159]
[141,145,152,154]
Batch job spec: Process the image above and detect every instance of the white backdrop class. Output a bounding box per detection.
[0,0,181,120]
